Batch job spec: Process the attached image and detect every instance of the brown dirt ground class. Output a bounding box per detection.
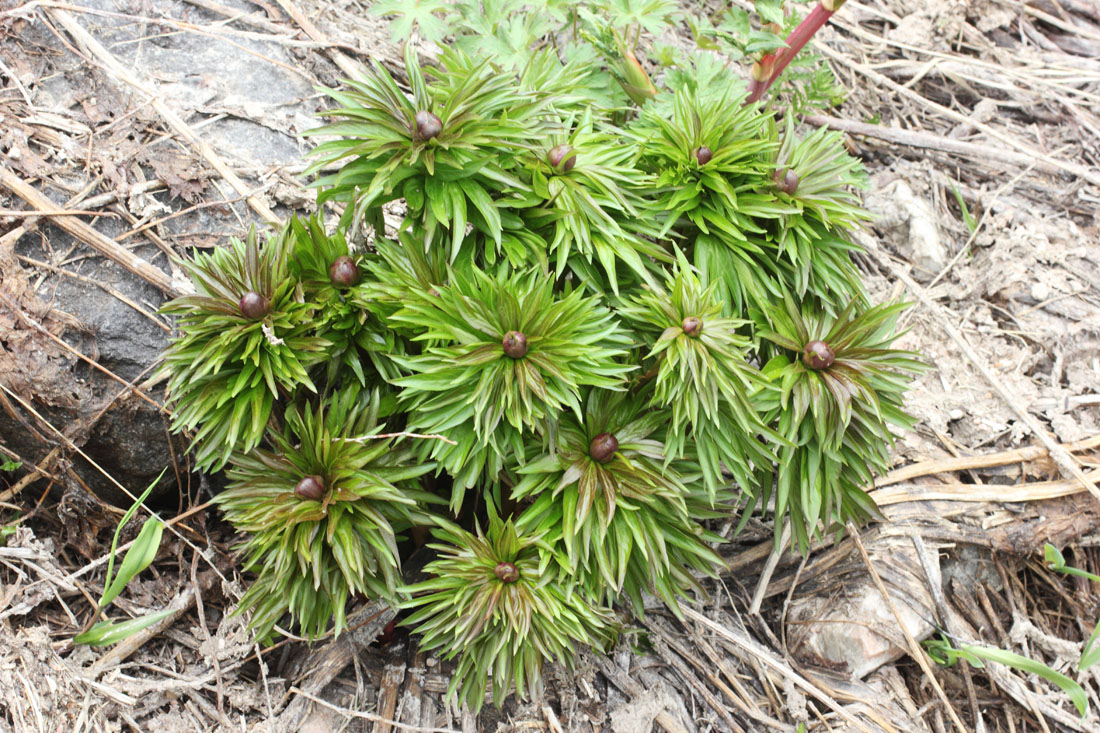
[1,0,1099,731]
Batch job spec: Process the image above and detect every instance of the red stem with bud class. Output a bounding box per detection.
[746,0,847,105]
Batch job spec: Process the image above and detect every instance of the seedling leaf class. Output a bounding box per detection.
[73,609,175,647]
[926,636,1088,718]
[99,517,164,608]
[99,469,167,608]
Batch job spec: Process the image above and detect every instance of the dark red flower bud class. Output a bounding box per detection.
[547,144,576,173]
[294,475,325,501]
[414,110,442,140]
[802,340,835,370]
[328,256,359,288]
[774,168,800,195]
[681,316,703,337]
[238,291,270,320]
[502,331,528,359]
[589,432,619,463]
[693,146,713,165]
[494,562,520,583]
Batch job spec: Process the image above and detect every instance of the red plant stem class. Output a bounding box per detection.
[747,77,766,101]
[745,0,845,104]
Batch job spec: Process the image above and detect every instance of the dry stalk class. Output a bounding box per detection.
[847,522,970,733]
[0,165,180,296]
[804,114,1068,177]
[875,434,1100,488]
[287,687,460,732]
[681,605,879,733]
[816,44,1100,187]
[41,6,281,226]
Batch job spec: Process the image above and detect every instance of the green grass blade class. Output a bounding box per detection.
[99,517,164,608]
[100,468,168,608]
[73,609,175,647]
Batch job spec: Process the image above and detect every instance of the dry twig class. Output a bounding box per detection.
[42,6,281,226]
[805,114,1070,176]
[874,434,1100,488]
[681,606,878,733]
[816,44,1100,186]
[847,522,969,732]
[0,165,180,296]
[286,686,459,732]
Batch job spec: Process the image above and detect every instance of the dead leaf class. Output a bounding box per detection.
[139,147,205,204]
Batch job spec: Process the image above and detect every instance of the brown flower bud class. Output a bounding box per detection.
[238,291,270,320]
[589,432,619,464]
[693,146,713,166]
[502,331,528,359]
[494,562,520,583]
[774,168,800,195]
[294,475,325,501]
[681,316,703,337]
[802,340,835,370]
[414,110,442,140]
[328,256,359,288]
[547,144,576,173]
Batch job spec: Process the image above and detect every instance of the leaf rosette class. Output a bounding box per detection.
[215,387,436,639]
[390,265,633,507]
[618,257,781,498]
[159,225,328,471]
[286,215,401,386]
[304,44,546,257]
[519,112,669,293]
[753,297,927,550]
[512,390,727,611]
[402,513,617,712]
[631,79,777,241]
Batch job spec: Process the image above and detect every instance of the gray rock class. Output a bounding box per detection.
[0,0,329,509]
[1,221,187,507]
[787,536,937,680]
[865,179,947,282]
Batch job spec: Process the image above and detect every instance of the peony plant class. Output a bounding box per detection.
[159,1,922,712]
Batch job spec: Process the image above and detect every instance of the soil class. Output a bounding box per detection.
[1,0,1099,731]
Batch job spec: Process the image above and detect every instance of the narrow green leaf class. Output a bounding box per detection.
[101,469,168,608]
[74,609,175,647]
[99,517,164,608]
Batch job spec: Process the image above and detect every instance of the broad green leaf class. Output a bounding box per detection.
[1081,623,1100,672]
[971,646,1087,717]
[1045,543,1100,585]
[370,0,449,44]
